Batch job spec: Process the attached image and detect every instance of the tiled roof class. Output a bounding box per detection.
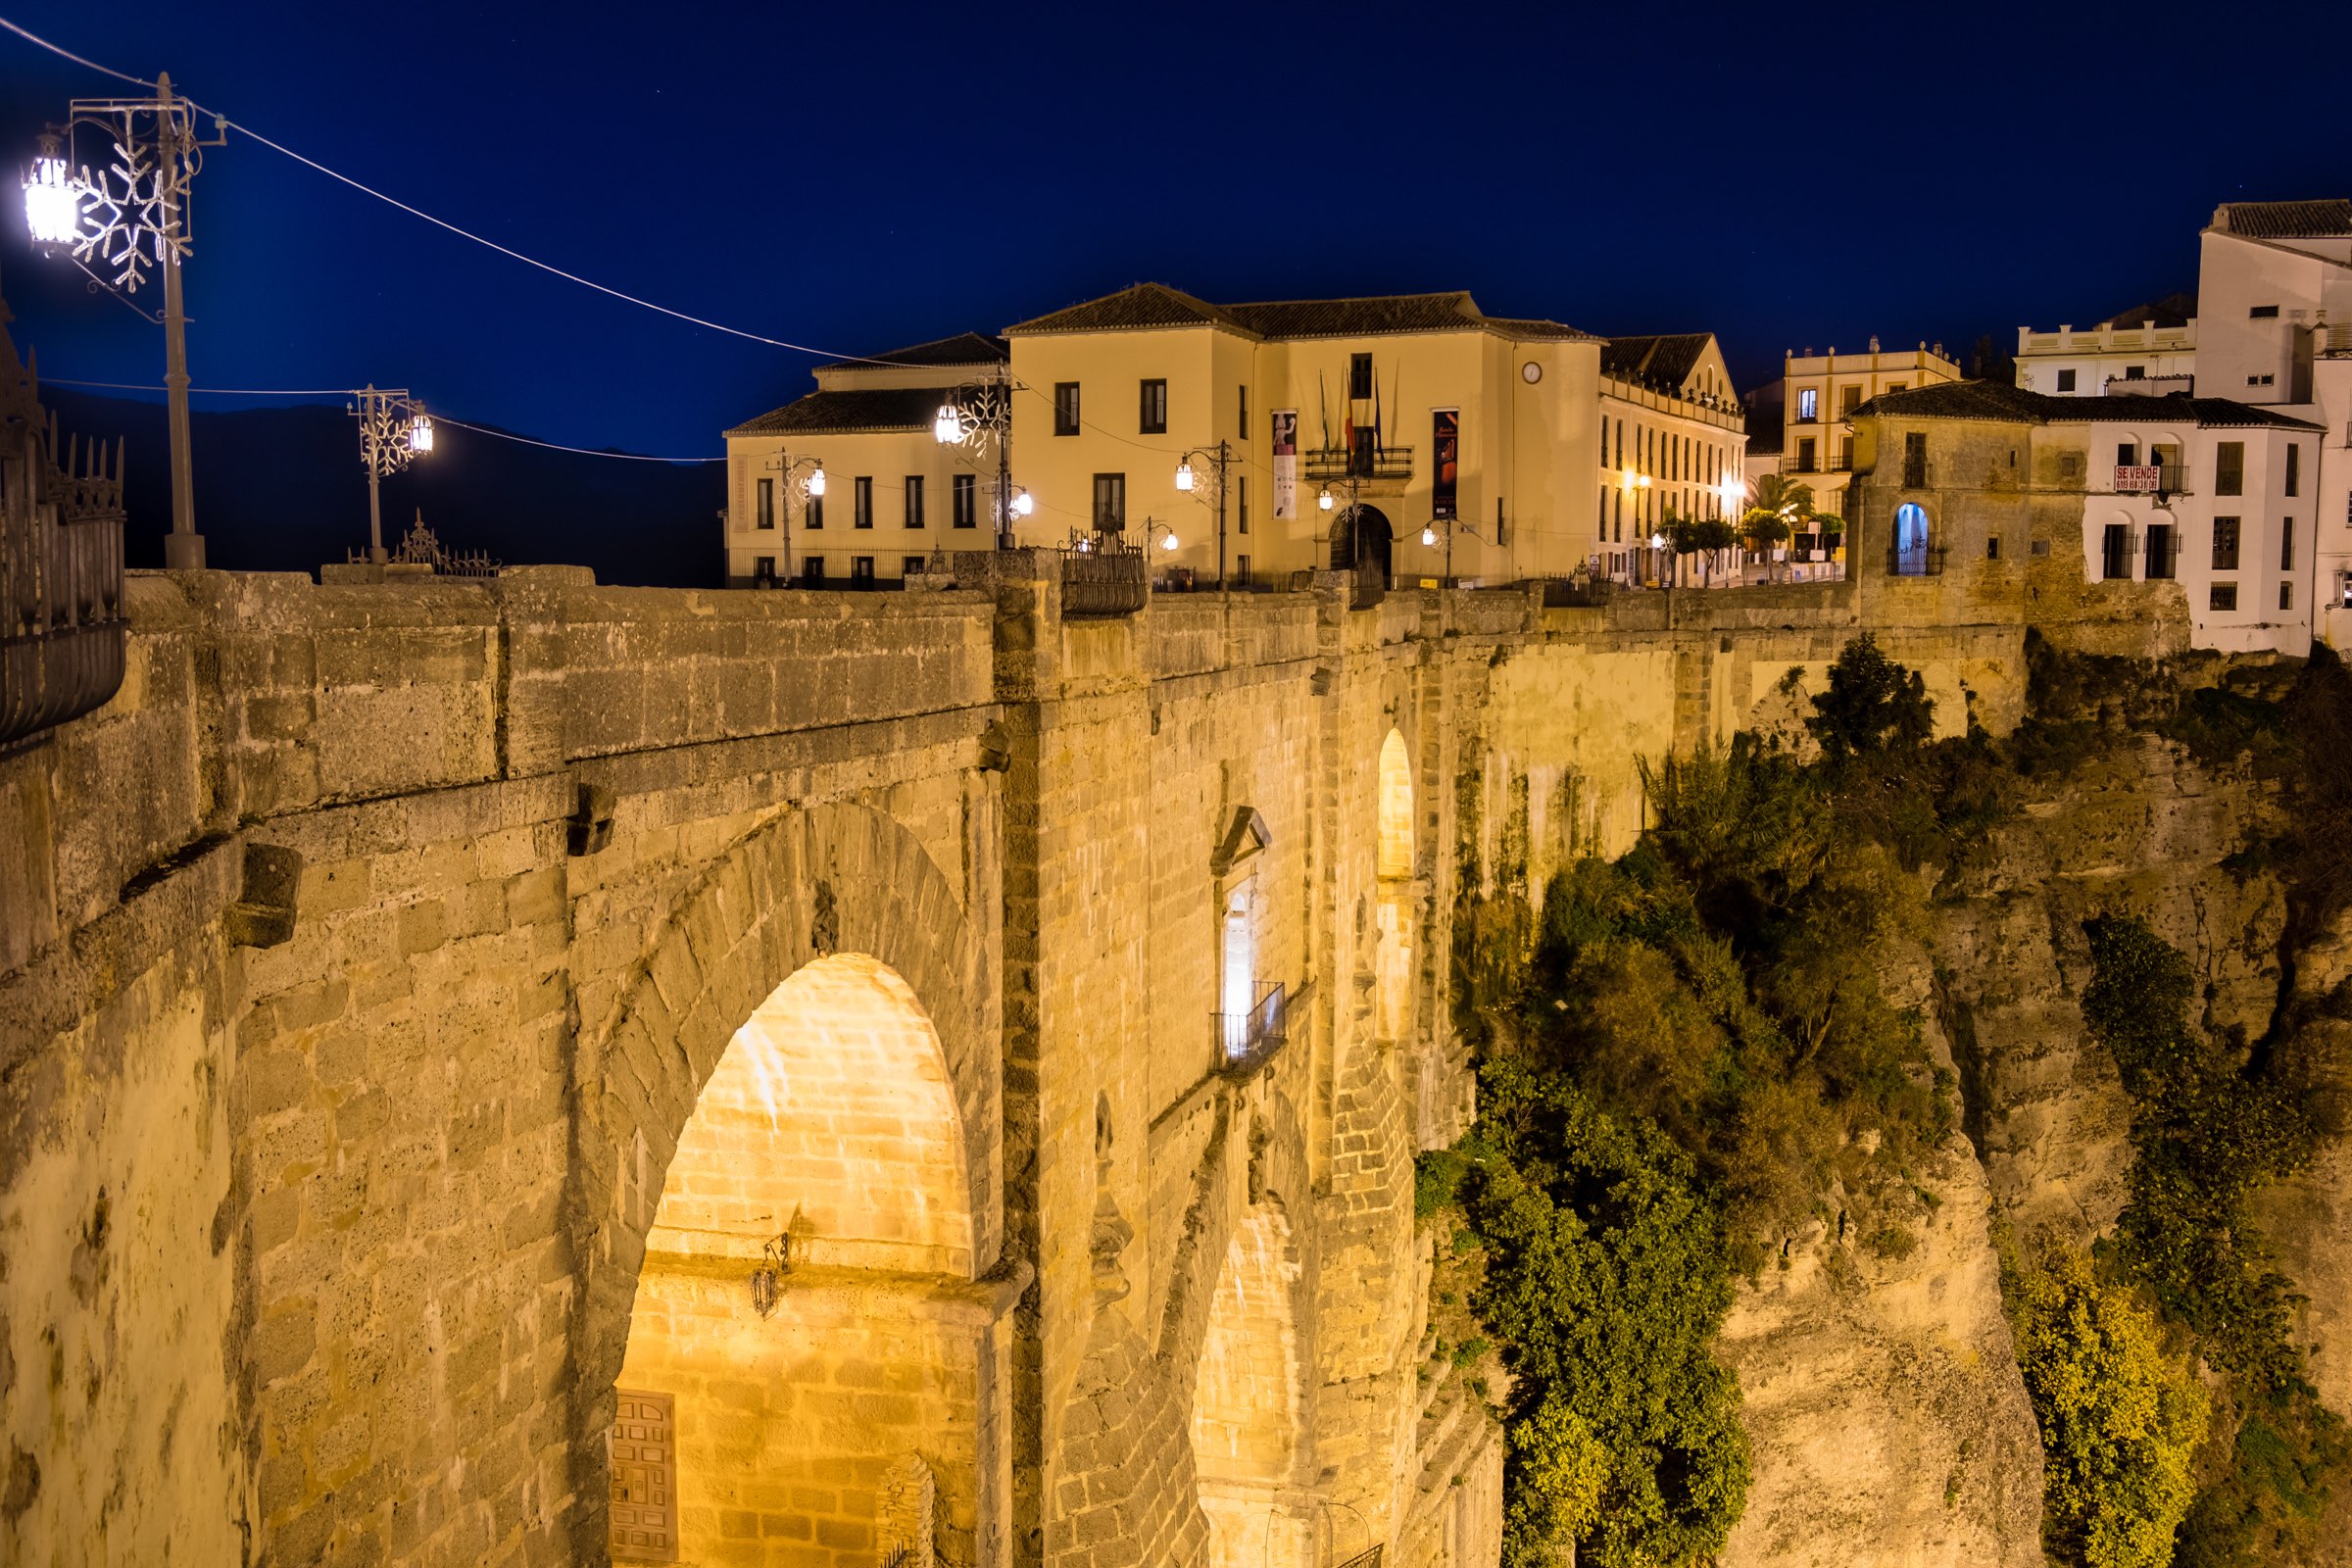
[1004,284,1593,342]
[725,386,951,438]
[818,331,1005,370]
[1854,382,2323,431]
[2211,199,2352,239]
[1600,333,1714,384]
[1004,283,1249,335]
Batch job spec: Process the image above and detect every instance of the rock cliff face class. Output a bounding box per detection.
[1717,724,2352,1567]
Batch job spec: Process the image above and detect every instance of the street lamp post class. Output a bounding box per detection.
[23,73,224,568]
[1173,440,1236,589]
[1417,514,1497,587]
[934,366,1029,549]
[350,386,434,564]
[762,452,825,584]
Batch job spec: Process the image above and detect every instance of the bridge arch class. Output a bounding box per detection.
[1191,1198,1315,1568]
[570,802,1001,1561]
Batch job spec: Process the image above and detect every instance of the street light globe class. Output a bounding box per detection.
[1719,478,1742,511]
[807,466,826,498]
[1010,488,1034,517]
[1174,460,1195,492]
[1159,530,1179,551]
[933,405,960,445]
[1318,487,1334,512]
[1421,525,1438,547]
[22,151,79,248]
[408,413,435,455]
[1649,532,1667,551]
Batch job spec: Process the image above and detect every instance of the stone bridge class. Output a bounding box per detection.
[0,557,2019,1568]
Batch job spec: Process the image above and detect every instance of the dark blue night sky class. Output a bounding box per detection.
[6,0,2349,458]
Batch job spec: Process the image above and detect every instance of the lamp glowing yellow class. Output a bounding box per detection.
[1318,487,1334,512]
[1421,524,1438,547]
[408,413,435,455]
[23,152,79,247]
[807,466,826,498]
[1159,529,1178,551]
[932,405,959,445]
[1010,487,1034,517]
[1174,460,1195,492]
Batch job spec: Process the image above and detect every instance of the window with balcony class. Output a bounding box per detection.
[905,475,925,529]
[1796,387,1818,422]
[1840,385,1861,416]
[1795,437,1817,473]
[1093,472,1126,531]
[1054,381,1081,436]
[757,476,775,530]
[952,473,976,528]
[2216,442,2244,497]
[2213,517,2240,571]
[1139,378,1167,435]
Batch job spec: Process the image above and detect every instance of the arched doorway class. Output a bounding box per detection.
[1332,506,1394,587]
[1191,1203,1313,1568]
[613,953,978,1564]
[1892,502,1932,575]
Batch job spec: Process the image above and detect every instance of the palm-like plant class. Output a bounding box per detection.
[1742,473,1815,547]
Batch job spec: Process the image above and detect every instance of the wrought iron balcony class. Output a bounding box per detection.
[1302,445,1413,483]
[1214,981,1288,1076]
[1348,562,1387,611]
[1059,541,1148,617]
[1886,543,1947,578]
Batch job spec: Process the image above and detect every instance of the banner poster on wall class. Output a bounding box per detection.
[1432,409,1460,518]
[1271,410,1298,518]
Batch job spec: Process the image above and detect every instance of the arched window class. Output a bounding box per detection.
[1893,502,1933,575]
[1377,729,1413,879]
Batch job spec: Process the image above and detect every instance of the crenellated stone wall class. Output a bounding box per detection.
[0,554,2029,1568]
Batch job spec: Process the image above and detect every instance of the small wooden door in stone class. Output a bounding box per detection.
[609,1389,679,1563]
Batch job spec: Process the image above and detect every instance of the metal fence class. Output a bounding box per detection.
[1059,542,1148,617]
[1214,981,1288,1075]
[2,401,127,754]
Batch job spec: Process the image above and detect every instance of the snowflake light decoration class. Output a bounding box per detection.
[70,116,190,294]
[939,379,1014,450]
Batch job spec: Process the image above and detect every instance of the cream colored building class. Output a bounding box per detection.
[1592,333,1747,581]
[722,332,1008,587]
[2013,294,2197,398]
[1777,339,1963,518]
[728,286,1759,590]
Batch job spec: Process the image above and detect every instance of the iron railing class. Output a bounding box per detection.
[1539,575,1613,608]
[1060,542,1148,617]
[1303,445,1414,483]
[1348,563,1388,610]
[1214,981,1288,1076]
[1886,543,1947,578]
[2,395,128,753]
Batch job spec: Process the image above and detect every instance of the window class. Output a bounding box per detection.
[2125,365,2146,379]
[2250,304,2280,318]
[1903,430,1929,488]
[905,474,925,529]
[2101,522,2133,580]
[2117,442,2138,466]
[1888,382,1907,394]
[1795,437,1816,473]
[753,555,776,584]
[904,556,927,576]
[1236,553,1251,584]
[2215,442,2244,496]
[2145,523,2175,579]
[2057,369,2078,391]
[1054,381,1081,436]
[1139,378,1167,434]
[1239,385,1250,440]
[851,556,875,585]
[1349,353,1373,399]
[2282,517,2295,571]
[1839,435,1855,471]
[854,475,874,528]
[1987,535,2002,561]
[1092,472,1126,531]
[804,556,825,585]
[2280,581,2295,611]
[1614,418,1623,467]
[1238,475,1250,535]
[1840,385,1861,416]
[807,493,824,529]
[2212,517,2241,570]
[2210,582,2238,611]
[1796,387,1818,421]
[952,473,976,528]
[2286,444,2301,497]
[756,476,775,530]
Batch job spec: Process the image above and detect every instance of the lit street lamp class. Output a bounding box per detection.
[1173,440,1240,587]
[1419,514,1495,586]
[933,367,1028,547]
[23,73,224,568]
[761,451,825,584]
[350,386,435,563]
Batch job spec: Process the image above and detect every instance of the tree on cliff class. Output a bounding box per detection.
[1805,632,1934,762]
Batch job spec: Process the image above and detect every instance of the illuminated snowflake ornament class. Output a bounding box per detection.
[71,119,189,293]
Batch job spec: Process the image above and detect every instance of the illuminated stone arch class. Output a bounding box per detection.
[569,802,1001,1562]
[1190,1199,1315,1568]
[1377,727,1414,880]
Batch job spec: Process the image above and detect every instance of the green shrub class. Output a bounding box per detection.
[1806,632,1934,762]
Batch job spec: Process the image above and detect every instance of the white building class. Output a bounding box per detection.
[1592,333,1746,582]
[2014,293,2196,398]
[2191,199,2352,649]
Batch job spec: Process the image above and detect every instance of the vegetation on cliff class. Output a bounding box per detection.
[1433,634,1960,1567]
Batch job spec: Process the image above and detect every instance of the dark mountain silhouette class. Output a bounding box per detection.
[44,388,725,587]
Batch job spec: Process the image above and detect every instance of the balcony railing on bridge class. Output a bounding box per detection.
[1886,543,1948,578]
[1214,981,1288,1076]
[1302,445,1414,483]
[3,394,128,754]
[1059,541,1148,617]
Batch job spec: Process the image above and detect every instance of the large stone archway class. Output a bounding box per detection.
[1191,1200,1314,1568]
[568,802,1004,1562]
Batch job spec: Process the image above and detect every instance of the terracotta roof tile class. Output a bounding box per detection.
[726,386,952,438]
[2211,199,2352,239]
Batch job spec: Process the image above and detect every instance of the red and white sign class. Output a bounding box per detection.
[2115,466,2164,493]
